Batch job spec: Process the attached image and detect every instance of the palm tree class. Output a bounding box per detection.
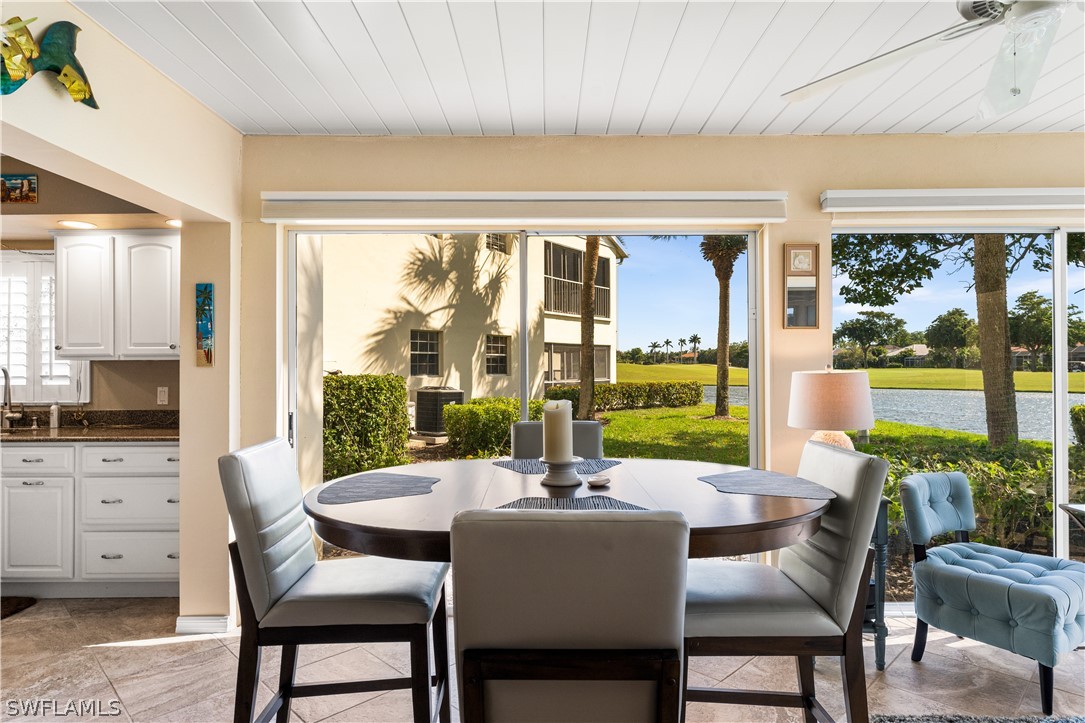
[688,333,702,361]
[578,235,601,419]
[701,235,748,417]
[649,341,661,362]
[663,339,673,364]
[678,338,687,361]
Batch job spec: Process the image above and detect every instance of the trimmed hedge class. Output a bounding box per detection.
[545,381,703,411]
[444,397,545,457]
[1072,404,1085,446]
[323,374,410,480]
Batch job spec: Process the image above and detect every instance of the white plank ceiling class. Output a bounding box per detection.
[73,1,1085,136]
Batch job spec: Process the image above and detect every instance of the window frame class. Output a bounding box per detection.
[484,233,509,254]
[484,334,510,376]
[0,251,89,404]
[409,329,441,377]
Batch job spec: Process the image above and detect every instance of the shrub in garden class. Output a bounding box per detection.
[545,381,703,411]
[444,397,545,457]
[1071,404,1085,446]
[323,374,410,480]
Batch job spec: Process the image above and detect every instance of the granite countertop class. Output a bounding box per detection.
[0,427,180,443]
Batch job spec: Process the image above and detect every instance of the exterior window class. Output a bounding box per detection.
[484,234,509,254]
[409,330,440,376]
[0,252,88,403]
[484,334,509,375]
[543,241,611,318]
[543,344,610,385]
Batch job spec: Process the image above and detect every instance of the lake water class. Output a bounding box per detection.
[703,385,1084,442]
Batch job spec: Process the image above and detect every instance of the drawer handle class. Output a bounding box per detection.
[100,498,124,504]
[169,344,177,350]
[167,553,180,560]
[21,458,44,464]
[167,457,180,463]
[100,554,124,560]
[21,480,44,486]
[167,498,180,504]
[101,457,125,463]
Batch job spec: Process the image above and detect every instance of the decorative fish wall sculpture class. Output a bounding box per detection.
[1,16,98,108]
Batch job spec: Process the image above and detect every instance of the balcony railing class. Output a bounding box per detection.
[544,276,611,319]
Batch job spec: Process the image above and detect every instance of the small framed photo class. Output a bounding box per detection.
[786,243,816,276]
[1,174,38,204]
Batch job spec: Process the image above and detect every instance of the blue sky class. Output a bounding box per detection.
[616,234,1075,352]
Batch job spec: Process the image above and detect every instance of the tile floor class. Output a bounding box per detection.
[1,598,1082,722]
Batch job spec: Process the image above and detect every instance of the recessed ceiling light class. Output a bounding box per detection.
[57,220,98,230]
[165,219,183,228]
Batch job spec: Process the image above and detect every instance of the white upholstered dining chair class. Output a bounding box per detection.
[451,509,690,722]
[683,441,889,723]
[509,420,604,459]
[218,438,451,723]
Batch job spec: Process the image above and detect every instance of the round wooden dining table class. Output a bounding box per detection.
[303,458,830,562]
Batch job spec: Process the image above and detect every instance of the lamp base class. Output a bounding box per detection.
[811,430,854,450]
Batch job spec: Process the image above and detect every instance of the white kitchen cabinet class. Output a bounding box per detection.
[55,235,114,358]
[1,477,75,579]
[115,235,180,358]
[55,231,179,361]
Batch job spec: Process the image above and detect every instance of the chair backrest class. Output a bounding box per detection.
[779,441,889,629]
[510,420,604,459]
[900,471,976,546]
[451,509,689,722]
[218,438,317,621]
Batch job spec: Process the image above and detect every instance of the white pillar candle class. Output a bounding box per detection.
[542,399,574,462]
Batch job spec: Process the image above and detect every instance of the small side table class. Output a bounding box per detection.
[863,496,890,671]
[1060,503,1085,532]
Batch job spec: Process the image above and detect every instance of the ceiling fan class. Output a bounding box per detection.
[782,1,1073,120]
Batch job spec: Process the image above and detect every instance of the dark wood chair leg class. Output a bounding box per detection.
[410,626,432,723]
[235,630,262,723]
[796,656,817,723]
[840,635,869,723]
[911,619,928,662]
[432,593,451,723]
[1038,662,1053,716]
[276,644,298,723]
[680,645,690,723]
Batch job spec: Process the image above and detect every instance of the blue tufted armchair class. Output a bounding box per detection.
[900,472,1085,716]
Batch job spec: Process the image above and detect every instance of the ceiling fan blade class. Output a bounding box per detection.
[977,7,1065,119]
[782,17,1000,103]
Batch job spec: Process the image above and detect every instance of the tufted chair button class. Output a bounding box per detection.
[971,608,979,615]
[936,598,943,605]
[1008,620,1018,627]
[947,496,953,502]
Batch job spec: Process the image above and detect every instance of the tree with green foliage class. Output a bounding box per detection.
[688,333,702,358]
[728,340,749,369]
[1009,291,1085,372]
[648,341,661,362]
[833,311,907,368]
[926,308,977,369]
[663,338,673,363]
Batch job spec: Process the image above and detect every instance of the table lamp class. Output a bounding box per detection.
[788,368,875,450]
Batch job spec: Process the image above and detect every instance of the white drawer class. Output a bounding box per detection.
[82,531,179,578]
[81,478,180,526]
[82,446,179,476]
[1,446,75,475]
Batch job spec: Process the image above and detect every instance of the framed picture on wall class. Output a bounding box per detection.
[784,243,818,329]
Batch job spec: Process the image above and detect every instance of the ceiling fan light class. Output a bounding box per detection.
[1005,0,1066,31]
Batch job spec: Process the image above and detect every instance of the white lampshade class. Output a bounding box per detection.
[788,370,875,432]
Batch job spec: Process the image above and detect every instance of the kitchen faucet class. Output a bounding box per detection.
[1,366,23,428]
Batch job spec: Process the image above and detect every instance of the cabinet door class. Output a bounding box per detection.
[55,235,114,358]
[115,235,180,358]
[1,477,74,579]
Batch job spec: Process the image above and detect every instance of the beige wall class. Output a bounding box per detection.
[243,132,1084,475]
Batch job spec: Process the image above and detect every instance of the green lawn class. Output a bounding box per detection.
[601,403,750,467]
[616,362,1084,393]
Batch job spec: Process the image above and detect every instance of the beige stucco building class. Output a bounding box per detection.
[318,233,625,404]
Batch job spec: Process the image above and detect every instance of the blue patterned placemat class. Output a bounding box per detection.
[498,496,647,511]
[317,472,439,504]
[697,470,836,500]
[494,458,621,475]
